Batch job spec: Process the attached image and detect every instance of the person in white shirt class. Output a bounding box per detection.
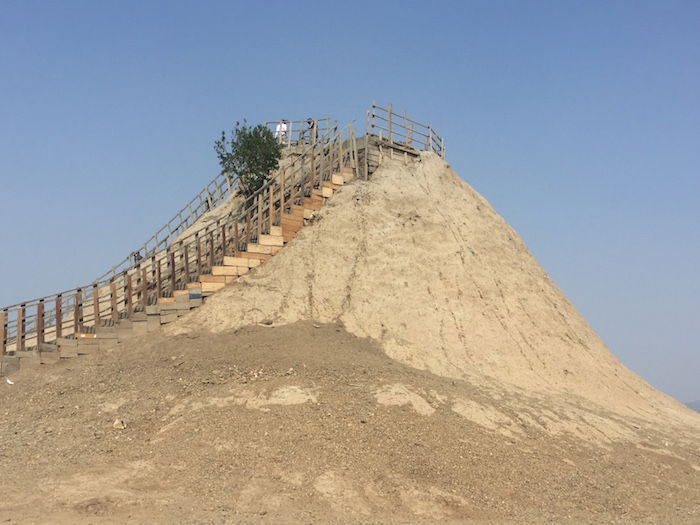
[275,120,288,143]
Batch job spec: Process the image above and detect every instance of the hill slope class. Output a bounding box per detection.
[169,153,699,436]
[1,322,698,524]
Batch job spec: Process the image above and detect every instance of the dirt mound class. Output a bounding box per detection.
[2,323,699,524]
[168,153,699,435]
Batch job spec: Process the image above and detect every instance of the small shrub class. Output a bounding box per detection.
[214,121,283,196]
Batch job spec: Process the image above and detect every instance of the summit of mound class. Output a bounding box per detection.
[169,153,699,435]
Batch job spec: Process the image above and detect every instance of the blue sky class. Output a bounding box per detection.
[1,1,698,402]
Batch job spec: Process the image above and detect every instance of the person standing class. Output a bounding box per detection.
[275,119,288,144]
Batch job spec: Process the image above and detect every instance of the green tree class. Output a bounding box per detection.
[214,121,283,196]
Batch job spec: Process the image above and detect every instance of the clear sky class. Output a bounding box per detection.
[1,1,698,402]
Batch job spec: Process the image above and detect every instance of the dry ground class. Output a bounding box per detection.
[1,322,698,524]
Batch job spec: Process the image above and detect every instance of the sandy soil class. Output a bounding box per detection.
[167,153,700,436]
[1,322,699,524]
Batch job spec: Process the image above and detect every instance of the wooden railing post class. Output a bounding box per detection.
[221,223,227,256]
[156,258,163,299]
[387,103,393,143]
[17,306,25,351]
[55,296,62,338]
[183,243,190,283]
[73,289,82,334]
[268,185,274,231]
[141,266,148,307]
[168,249,176,294]
[0,310,7,356]
[233,223,239,256]
[208,231,215,270]
[110,279,118,321]
[92,284,100,325]
[37,300,45,346]
[126,273,133,316]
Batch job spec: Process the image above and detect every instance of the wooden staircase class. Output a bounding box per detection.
[0,167,354,375]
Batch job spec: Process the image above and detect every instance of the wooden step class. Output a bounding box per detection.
[236,251,272,261]
[201,281,226,293]
[303,199,322,211]
[173,289,191,297]
[341,166,354,182]
[158,297,176,304]
[331,173,345,185]
[223,256,261,268]
[187,282,202,289]
[199,275,227,283]
[281,222,302,234]
[246,243,273,255]
[269,226,283,237]
[259,234,284,247]
[212,265,249,276]
[281,214,303,225]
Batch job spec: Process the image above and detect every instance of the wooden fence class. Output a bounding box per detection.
[1,123,359,356]
[366,102,445,158]
[263,118,334,147]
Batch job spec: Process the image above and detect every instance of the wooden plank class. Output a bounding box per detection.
[331,173,344,185]
[270,226,283,237]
